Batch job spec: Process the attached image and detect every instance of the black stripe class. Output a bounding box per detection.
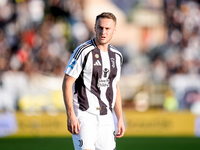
[73,44,85,59]
[91,48,107,115]
[91,38,97,47]
[110,45,123,65]
[75,41,93,59]
[74,41,90,57]
[73,41,93,60]
[106,49,117,112]
[116,53,123,66]
[75,52,90,111]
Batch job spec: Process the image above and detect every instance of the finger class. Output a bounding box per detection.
[68,124,76,134]
[115,132,122,138]
[74,125,78,134]
[115,133,123,138]
[115,128,124,138]
[68,125,72,134]
[117,127,121,135]
[77,122,81,131]
[115,129,121,138]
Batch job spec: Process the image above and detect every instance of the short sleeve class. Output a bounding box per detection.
[115,54,122,82]
[65,49,84,79]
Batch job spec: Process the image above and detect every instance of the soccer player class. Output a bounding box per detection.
[62,12,125,150]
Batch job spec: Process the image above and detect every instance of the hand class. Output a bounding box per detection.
[67,115,80,134]
[115,119,125,138]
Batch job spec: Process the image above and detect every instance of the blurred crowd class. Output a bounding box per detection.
[0,0,92,111]
[0,0,200,113]
[149,0,200,113]
[0,0,90,78]
[149,0,200,82]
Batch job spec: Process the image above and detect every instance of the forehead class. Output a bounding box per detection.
[96,18,116,27]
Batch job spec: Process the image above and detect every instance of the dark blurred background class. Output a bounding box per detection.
[0,0,200,137]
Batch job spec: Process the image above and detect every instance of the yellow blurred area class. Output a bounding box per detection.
[13,111,70,137]
[8,110,196,137]
[18,90,65,115]
[124,109,195,137]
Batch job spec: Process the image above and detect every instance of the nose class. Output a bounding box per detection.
[101,28,106,35]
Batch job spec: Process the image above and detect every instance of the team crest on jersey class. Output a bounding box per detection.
[95,54,99,58]
[110,58,115,68]
[69,60,76,69]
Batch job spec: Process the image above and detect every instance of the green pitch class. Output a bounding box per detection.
[0,137,200,150]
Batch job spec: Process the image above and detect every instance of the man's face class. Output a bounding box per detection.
[94,18,116,45]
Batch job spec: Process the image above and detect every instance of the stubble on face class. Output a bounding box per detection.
[94,18,116,46]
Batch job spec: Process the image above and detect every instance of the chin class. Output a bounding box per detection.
[100,39,108,44]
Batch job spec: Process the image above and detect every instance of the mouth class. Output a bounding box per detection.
[101,36,106,40]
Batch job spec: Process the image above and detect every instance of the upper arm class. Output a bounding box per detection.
[62,74,76,89]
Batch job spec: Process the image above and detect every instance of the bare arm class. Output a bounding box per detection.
[62,74,80,134]
[114,82,125,138]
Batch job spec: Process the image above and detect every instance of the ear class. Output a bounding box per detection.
[113,27,116,34]
[94,24,96,32]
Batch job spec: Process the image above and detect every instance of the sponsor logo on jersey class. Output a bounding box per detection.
[97,68,110,87]
[97,79,110,87]
[94,60,101,66]
[69,60,76,69]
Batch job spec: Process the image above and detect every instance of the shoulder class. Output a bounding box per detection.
[109,45,123,64]
[109,45,122,56]
[73,39,96,60]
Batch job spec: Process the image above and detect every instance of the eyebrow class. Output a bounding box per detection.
[98,25,110,28]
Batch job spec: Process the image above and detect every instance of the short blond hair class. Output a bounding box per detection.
[95,12,117,25]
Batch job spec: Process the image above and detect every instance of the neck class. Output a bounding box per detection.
[94,38,109,52]
[98,45,109,52]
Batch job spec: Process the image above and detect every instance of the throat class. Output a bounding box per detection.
[97,45,109,52]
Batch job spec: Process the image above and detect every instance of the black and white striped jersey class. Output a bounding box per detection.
[65,38,123,115]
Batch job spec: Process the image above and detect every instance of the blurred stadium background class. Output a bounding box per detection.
[0,0,200,149]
